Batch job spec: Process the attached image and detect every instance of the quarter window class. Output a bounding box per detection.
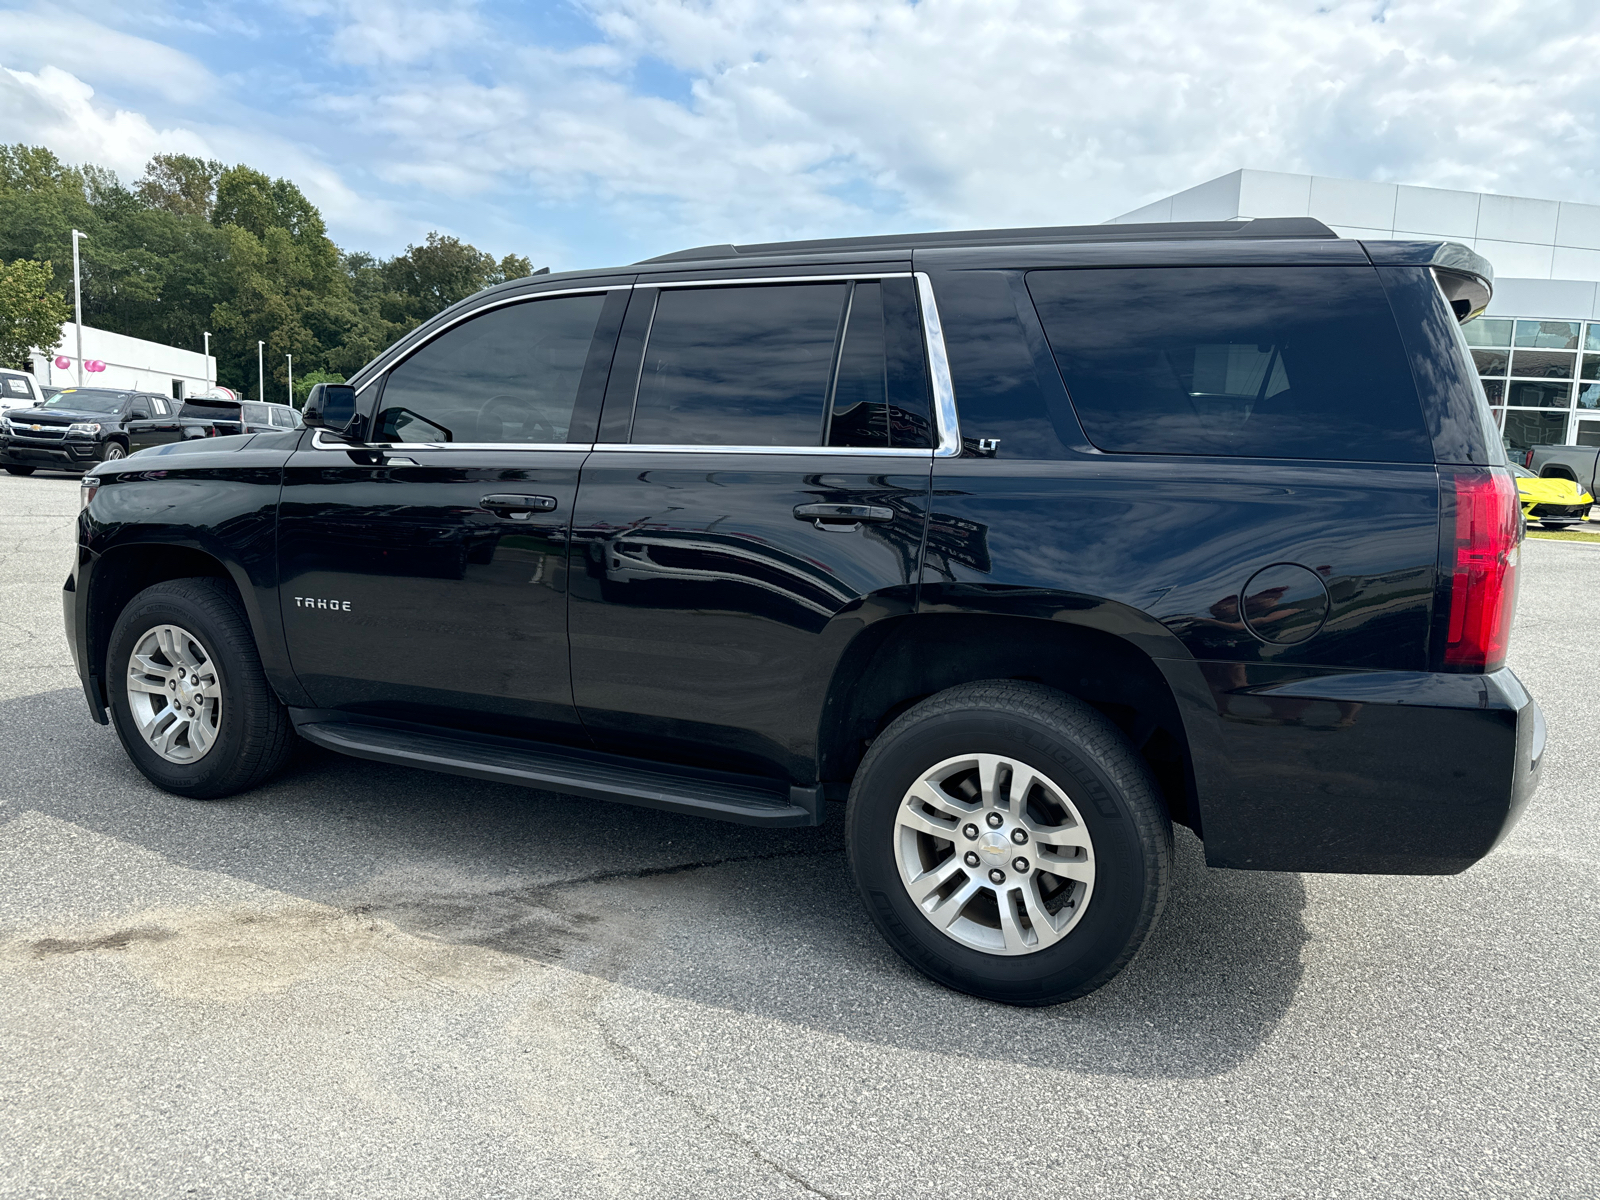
[1027,266,1431,461]
[625,279,932,448]
[375,294,607,444]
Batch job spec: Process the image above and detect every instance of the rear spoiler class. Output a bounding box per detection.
[1364,240,1493,322]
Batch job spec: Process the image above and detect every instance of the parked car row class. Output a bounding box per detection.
[0,383,300,475]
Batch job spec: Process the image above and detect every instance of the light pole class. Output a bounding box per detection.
[286,353,293,407]
[203,331,211,396]
[71,229,87,385]
[257,341,264,402]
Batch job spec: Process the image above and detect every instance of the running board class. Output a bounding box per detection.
[289,711,824,827]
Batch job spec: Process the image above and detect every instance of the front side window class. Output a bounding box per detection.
[2,376,31,398]
[374,294,606,444]
[626,279,931,448]
[1026,266,1431,462]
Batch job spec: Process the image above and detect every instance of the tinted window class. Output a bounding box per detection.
[631,283,847,446]
[826,279,933,449]
[181,399,242,421]
[376,295,605,444]
[150,398,170,416]
[2,376,31,398]
[270,407,297,428]
[1027,266,1430,461]
[243,404,269,423]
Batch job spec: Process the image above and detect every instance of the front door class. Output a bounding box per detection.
[277,285,628,744]
[125,396,183,453]
[568,274,936,780]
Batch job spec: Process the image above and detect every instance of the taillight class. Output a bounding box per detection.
[1524,448,1534,468]
[1441,468,1520,672]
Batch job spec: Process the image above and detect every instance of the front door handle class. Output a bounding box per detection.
[793,502,895,531]
[481,493,559,520]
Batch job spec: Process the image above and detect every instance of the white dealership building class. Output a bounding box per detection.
[1111,169,1600,453]
[28,323,217,400]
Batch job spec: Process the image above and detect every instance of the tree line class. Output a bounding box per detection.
[0,145,536,402]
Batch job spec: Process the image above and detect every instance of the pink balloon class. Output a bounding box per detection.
[86,360,105,373]
[54,355,70,369]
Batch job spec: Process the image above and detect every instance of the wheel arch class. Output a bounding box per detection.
[85,541,259,708]
[817,608,1203,832]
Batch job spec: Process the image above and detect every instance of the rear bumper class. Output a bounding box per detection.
[1171,663,1544,874]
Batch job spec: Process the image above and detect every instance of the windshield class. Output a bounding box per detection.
[40,389,127,413]
[1511,464,1537,479]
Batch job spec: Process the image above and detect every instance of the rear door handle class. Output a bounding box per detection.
[793,502,895,530]
[481,493,559,520]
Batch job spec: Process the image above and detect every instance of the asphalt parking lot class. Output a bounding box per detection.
[1,469,1596,1199]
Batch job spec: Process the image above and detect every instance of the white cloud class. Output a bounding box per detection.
[0,64,209,177]
[304,0,1600,253]
[0,6,216,103]
[4,0,1600,264]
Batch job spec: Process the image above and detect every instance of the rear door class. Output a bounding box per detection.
[277,283,629,744]
[127,396,183,452]
[567,272,939,779]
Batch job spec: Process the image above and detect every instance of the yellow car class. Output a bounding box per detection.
[1512,464,1595,528]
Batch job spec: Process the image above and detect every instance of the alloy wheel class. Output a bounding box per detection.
[125,623,223,763]
[894,752,1096,955]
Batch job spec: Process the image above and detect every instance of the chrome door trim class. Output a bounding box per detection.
[584,444,934,457]
[309,431,595,453]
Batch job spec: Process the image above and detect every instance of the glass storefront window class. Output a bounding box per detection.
[1509,349,1575,379]
[1489,407,1504,427]
[1515,320,1581,349]
[1464,318,1513,347]
[1472,349,1510,377]
[1503,409,1569,451]
[1577,419,1600,447]
[1577,381,1600,410]
[1582,353,1600,381]
[1506,380,1572,408]
[1483,380,1506,405]
[1587,327,1600,351]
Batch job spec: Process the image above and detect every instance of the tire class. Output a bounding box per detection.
[107,577,294,799]
[846,680,1173,1006]
[101,442,126,462]
[4,465,35,476]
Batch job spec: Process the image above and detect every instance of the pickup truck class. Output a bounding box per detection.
[1528,443,1600,511]
[1,387,243,474]
[66,218,1544,1006]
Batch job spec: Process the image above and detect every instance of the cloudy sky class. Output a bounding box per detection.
[2,0,1598,268]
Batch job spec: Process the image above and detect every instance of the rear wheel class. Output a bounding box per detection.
[107,578,294,799]
[4,465,35,476]
[847,680,1172,1006]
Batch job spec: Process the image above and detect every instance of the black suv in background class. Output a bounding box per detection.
[2,388,243,474]
[64,218,1542,1005]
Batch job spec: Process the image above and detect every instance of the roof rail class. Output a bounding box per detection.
[638,217,1337,264]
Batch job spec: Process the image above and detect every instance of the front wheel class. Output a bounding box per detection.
[107,578,295,799]
[100,442,126,462]
[846,681,1172,1006]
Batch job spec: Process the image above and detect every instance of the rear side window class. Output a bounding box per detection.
[1027,266,1431,461]
[243,404,269,423]
[2,375,31,398]
[270,407,298,428]
[376,294,606,444]
[625,279,931,448]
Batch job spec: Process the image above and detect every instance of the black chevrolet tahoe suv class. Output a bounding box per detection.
[64,217,1543,1005]
[3,387,243,474]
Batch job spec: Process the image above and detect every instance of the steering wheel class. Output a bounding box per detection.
[477,394,556,444]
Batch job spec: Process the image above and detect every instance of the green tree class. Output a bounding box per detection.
[136,153,224,219]
[293,368,345,409]
[0,258,69,369]
[382,233,536,325]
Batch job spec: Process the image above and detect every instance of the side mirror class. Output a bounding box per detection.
[129,408,150,421]
[302,383,365,443]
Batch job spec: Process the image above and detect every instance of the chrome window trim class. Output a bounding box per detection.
[334,270,963,459]
[347,284,630,391]
[309,430,592,453]
[649,272,913,288]
[915,272,962,457]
